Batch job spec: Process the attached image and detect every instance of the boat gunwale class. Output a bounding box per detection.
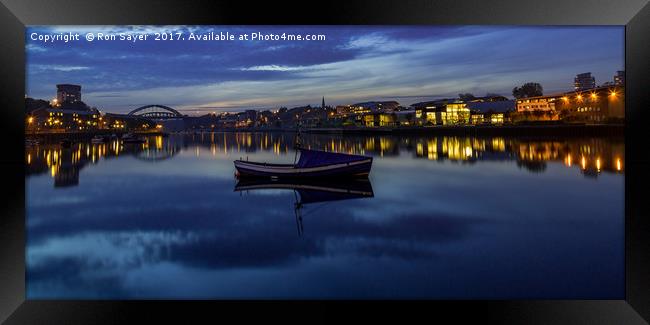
[234,160,296,168]
[235,158,372,175]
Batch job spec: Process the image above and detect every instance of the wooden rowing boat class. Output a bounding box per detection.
[234,148,372,178]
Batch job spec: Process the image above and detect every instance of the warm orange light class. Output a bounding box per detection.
[596,158,601,171]
[581,156,586,170]
[616,158,622,171]
[610,90,617,97]
[576,94,583,100]
[562,96,569,102]
[566,155,572,166]
[590,93,598,100]
[27,116,33,124]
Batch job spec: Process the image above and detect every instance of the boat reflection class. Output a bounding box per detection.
[235,178,374,236]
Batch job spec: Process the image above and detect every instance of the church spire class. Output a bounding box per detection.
[322,96,325,109]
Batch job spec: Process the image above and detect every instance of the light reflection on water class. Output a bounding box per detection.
[25,132,624,299]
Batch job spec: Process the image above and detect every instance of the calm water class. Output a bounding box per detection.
[26,132,624,299]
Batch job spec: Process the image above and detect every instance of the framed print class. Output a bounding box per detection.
[1,0,650,323]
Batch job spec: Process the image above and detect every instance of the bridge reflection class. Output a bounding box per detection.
[25,132,624,188]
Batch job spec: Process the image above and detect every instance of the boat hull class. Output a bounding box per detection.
[235,158,372,178]
[234,178,374,203]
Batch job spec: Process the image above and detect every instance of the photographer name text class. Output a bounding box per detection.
[29,31,327,43]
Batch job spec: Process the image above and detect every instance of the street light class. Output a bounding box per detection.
[27,116,34,136]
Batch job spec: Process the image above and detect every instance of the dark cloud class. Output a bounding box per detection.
[26,25,623,113]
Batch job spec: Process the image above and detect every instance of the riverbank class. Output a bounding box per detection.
[26,124,624,140]
[224,124,624,137]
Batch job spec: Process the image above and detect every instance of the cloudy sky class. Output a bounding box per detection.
[26,26,624,115]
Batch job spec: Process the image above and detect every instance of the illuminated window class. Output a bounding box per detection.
[426,112,436,123]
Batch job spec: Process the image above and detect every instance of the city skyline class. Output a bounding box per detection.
[26,25,624,115]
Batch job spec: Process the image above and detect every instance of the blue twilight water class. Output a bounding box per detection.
[25,132,624,299]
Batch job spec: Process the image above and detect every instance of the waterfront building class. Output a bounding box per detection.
[102,113,155,131]
[470,113,485,125]
[272,105,322,127]
[30,85,101,131]
[394,110,417,126]
[56,84,82,105]
[515,85,624,123]
[469,112,505,125]
[555,85,624,123]
[335,105,352,116]
[516,95,563,112]
[31,107,100,130]
[411,100,471,125]
[362,112,397,127]
[256,110,277,127]
[490,113,505,124]
[348,105,371,115]
[351,101,400,113]
[614,70,625,86]
[467,99,514,125]
[441,103,471,125]
[333,101,399,119]
[234,110,258,127]
[574,72,596,91]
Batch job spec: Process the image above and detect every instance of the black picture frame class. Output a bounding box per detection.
[1,0,649,323]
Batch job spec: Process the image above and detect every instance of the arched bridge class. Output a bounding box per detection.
[128,105,184,119]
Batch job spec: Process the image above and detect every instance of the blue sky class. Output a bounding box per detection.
[26,26,624,115]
